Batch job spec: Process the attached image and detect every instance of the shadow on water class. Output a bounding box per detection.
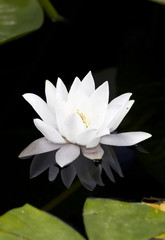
[0,0,165,236]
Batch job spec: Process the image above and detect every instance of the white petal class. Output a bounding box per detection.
[63,113,85,143]
[91,81,109,107]
[54,93,68,137]
[81,144,104,160]
[86,138,100,148]
[108,92,132,109]
[67,77,81,113]
[68,76,81,99]
[76,129,97,146]
[90,81,109,128]
[56,77,68,101]
[74,93,92,121]
[18,137,62,158]
[56,144,80,167]
[23,93,56,127]
[80,71,95,96]
[86,128,110,148]
[100,132,152,146]
[45,80,56,114]
[102,105,123,128]
[110,100,134,132]
[34,118,67,144]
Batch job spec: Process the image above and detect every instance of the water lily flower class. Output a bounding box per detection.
[19,71,151,190]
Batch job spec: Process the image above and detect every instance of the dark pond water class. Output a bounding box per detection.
[0,0,165,235]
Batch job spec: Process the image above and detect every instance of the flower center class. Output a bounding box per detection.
[77,109,89,128]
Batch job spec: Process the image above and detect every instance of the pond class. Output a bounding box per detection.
[0,0,165,236]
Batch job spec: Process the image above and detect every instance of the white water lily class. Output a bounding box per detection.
[19,71,151,190]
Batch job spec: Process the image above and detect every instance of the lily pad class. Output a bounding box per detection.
[83,198,165,240]
[0,204,85,240]
[1,200,165,240]
[0,0,44,45]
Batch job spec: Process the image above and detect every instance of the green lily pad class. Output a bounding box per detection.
[1,200,165,240]
[0,0,44,45]
[0,204,85,240]
[83,199,165,240]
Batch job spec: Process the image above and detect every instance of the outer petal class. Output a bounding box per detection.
[100,132,152,146]
[34,118,67,144]
[19,137,62,158]
[45,80,56,114]
[81,144,104,160]
[56,144,80,167]
[109,100,134,132]
[23,93,56,128]
[108,92,132,109]
[102,105,124,129]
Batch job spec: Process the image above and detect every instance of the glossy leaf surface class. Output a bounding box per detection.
[83,198,165,240]
[0,204,85,240]
[0,0,44,44]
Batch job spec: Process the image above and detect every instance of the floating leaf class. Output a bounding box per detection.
[0,204,85,240]
[1,200,165,240]
[0,0,44,45]
[83,198,165,240]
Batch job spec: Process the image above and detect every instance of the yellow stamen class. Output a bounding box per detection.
[77,109,89,128]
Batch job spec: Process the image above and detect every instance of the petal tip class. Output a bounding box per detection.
[146,132,152,139]
[86,70,93,77]
[56,160,64,168]
[18,153,22,158]
[22,93,29,99]
[45,79,51,86]
[45,79,55,90]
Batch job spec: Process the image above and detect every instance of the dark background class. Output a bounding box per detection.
[0,0,165,235]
